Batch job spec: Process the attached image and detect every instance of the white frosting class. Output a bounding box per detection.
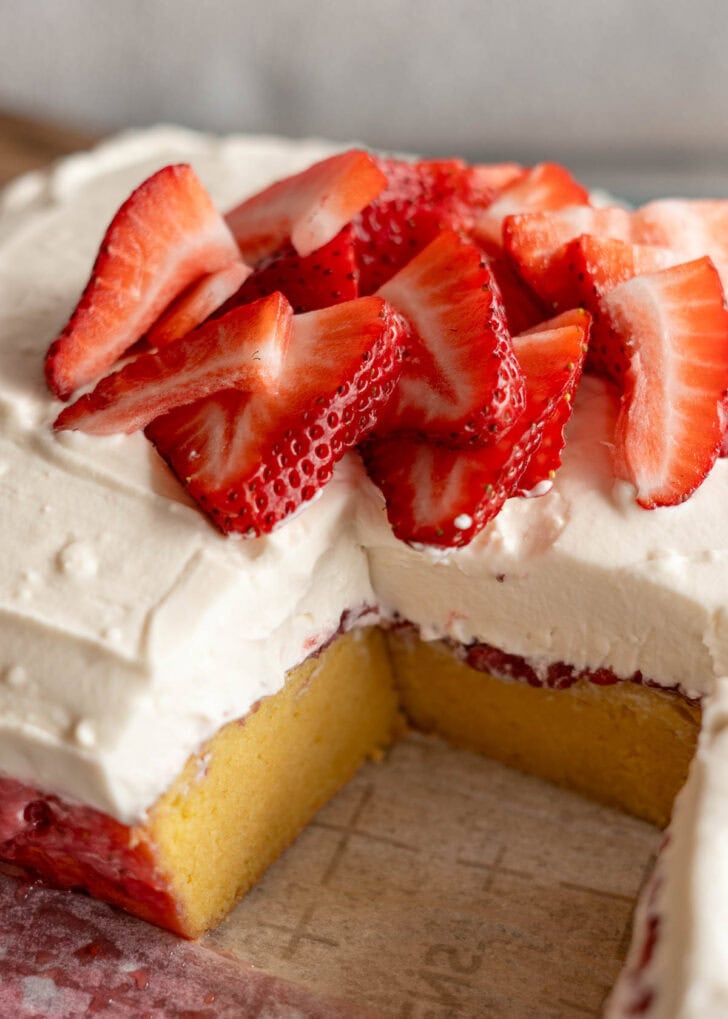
[2,126,728,1014]
[606,681,728,1018]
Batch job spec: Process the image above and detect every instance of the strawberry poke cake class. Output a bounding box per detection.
[1,126,728,1017]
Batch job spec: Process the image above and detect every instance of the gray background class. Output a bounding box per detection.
[2,0,727,199]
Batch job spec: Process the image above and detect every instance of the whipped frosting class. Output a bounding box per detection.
[2,126,728,1017]
[605,678,728,1019]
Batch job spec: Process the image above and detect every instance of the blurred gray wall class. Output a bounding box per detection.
[2,0,728,198]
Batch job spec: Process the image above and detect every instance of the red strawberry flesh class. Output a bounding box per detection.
[543,235,678,383]
[230,224,359,314]
[605,257,728,507]
[146,260,251,348]
[485,254,548,335]
[45,164,241,400]
[376,230,526,446]
[146,297,405,535]
[352,157,500,294]
[225,150,387,262]
[473,162,590,253]
[632,199,728,280]
[362,435,537,547]
[469,162,526,193]
[503,205,633,302]
[512,308,590,492]
[54,294,293,436]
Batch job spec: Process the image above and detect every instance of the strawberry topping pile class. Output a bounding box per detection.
[46,150,728,548]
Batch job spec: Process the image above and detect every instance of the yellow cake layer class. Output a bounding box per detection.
[149,627,403,937]
[388,629,701,827]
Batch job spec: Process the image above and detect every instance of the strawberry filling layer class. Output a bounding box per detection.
[395,622,701,702]
[0,776,183,935]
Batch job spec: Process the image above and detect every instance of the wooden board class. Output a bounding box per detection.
[0,111,96,186]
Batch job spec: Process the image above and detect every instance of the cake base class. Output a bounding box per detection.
[388,629,700,827]
[151,627,402,936]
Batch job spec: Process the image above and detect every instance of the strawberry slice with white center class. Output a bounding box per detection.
[54,293,292,436]
[45,164,241,401]
[473,162,590,253]
[470,162,526,193]
[376,230,526,446]
[512,309,590,493]
[146,261,251,348]
[503,205,633,301]
[363,310,589,547]
[146,297,405,535]
[225,150,387,263]
[632,200,728,280]
[605,257,728,508]
[229,224,359,314]
[542,235,679,383]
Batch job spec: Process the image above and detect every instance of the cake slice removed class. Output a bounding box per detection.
[0,630,402,938]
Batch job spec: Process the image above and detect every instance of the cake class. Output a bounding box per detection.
[1,127,727,1017]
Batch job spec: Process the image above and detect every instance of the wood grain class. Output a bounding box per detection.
[0,110,97,186]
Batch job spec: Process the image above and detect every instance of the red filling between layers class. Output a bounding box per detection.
[0,776,184,935]
[394,622,700,703]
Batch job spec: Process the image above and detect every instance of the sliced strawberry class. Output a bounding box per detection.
[632,200,728,279]
[512,309,590,493]
[473,163,590,254]
[364,310,588,547]
[45,164,240,401]
[225,150,386,262]
[721,394,728,457]
[542,235,678,383]
[146,297,405,535]
[375,230,525,446]
[362,435,539,547]
[352,157,497,294]
[373,156,497,225]
[145,261,251,348]
[229,225,359,314]
[470,162,526,193]
[605,257,728,507]
[354,204,441,296]
[503,205,633,302]
[54,294,292,436]
[485,255,548,334]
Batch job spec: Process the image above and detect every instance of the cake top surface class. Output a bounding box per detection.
[1,127,728,826]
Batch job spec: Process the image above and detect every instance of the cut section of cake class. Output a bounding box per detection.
[0,628,400,938]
